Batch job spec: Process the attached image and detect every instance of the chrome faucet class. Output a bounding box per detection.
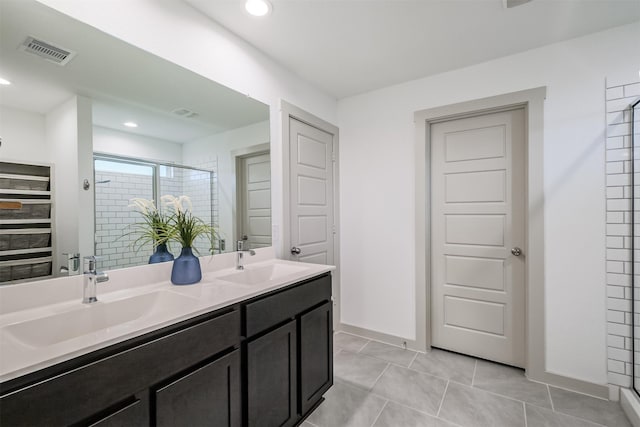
[236,240,255,270]
[60,252,81,276]
[83,256,109,304]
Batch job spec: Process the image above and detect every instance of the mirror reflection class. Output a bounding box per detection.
[0,0,271,284]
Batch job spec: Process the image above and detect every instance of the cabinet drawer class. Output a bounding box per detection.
[244,274,331,337]
[0,309,240,426]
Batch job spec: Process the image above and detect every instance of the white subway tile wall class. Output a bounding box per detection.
[183,158,219,254]
[605,76,640,399]
[182,168,213,255]
[95,159,218,270]
[95,171,153,270]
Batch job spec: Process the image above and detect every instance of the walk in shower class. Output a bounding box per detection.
[94,155,217,270]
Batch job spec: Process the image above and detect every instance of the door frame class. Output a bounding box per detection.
[281,100,341,328]
[413,87,594,398]
[232,143,271,247]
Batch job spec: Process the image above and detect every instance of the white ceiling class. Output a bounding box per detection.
[186,0,640,98]
[0,0,269,143]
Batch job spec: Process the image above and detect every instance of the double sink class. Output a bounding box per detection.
[1,261,311,357]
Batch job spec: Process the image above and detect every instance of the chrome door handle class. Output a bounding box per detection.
[511,247,522,256]
[291,246,301,255]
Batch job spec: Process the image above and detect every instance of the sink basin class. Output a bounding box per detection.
[217,263,310,286]
[3,290,198,348]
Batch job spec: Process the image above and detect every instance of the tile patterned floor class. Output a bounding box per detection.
[302,332,631,427]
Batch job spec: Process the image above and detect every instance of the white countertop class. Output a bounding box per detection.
[0,248,334,383]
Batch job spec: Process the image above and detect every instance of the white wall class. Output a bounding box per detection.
[1,99,93,272]
[36,0,338,256]
[0,105,47,163]
[47,98,78,273]
[77,96,95,259]
[93,126,183,164]
[338,22,640,385]
[183,120,270,248]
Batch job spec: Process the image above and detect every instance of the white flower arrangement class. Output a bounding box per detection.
[127,197,173,249]
[161,195,216,253]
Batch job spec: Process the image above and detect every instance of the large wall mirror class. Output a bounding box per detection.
[0,0,271,283]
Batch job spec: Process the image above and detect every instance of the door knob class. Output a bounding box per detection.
[291,246,301,255]
[511,247,522,256]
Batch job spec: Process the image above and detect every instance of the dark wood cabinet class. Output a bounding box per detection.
[244,273,332,427]
[0,309,241,427]
[247,321,298,427]
[0,272,332,427]
[299,301,333,415]
[155,350,241,427]
[88,395,149,427]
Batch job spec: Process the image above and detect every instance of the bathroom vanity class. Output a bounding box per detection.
[0,251,334,426]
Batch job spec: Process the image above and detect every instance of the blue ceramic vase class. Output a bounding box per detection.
[171,247,201,285]
[149,243,174,264]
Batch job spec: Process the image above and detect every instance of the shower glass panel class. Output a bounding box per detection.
[158,166,214,257]
[94,158,155,270]
[94,156,216,271]
[632,98,640,396]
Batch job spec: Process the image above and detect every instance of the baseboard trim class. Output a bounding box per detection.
[338,322,609,400]
[338,323,419,351]
[529,370,609,400]
[622,388,640,427]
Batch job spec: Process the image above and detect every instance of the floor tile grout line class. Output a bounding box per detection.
[471,360,477,387]
[392,358,473,384]
[368,399,389,427]
[519,401,610,427]
[340,347,435,376]
[338,347,413,371]
[382,399,439,418]
[357,339,371,353]
[359,349,418,368]
[408,350,419,367]
[510,402,607,427]
[335,376,449,421]
[369,362,391,390]
[436,380,450,418]
[455,381,532,407]
[523,401,528,427]
[547,384,555,411]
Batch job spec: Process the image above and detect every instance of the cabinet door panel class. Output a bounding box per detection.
[89,397,148,427]
[247,320,297,427]
[299,302,333,415]
[155,350,241,427]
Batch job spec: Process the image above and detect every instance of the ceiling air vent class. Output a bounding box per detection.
[503,0,532,7]
[19,36,76,66]
[171,108,199,119]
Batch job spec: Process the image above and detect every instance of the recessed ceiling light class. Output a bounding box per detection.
[123,121,138,128]
[0,77,11,86]
[245,0,272,17]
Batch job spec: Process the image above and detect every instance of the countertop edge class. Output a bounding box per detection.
[0,261,335,385]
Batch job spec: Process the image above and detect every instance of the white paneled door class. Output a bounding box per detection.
[289,118,334,266]
[238,152,271,248]
[431,108,526,367]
